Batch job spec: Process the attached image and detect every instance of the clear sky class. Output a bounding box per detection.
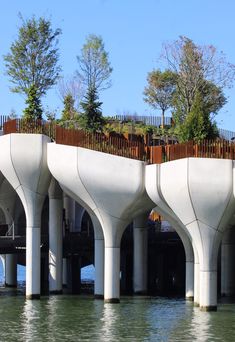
[0,0,234,130]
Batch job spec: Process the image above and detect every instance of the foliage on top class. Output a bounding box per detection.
[4,15,62,97]
[144,36,235,142]
[77,34,113,92]
[23,84,42,120]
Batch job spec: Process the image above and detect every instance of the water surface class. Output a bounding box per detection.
[0,295,235,341]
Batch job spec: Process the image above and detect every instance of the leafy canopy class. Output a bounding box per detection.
[77,34,112,92]
[4,15,62,97]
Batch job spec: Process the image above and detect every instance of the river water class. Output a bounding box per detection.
[0,294,235,341]
[1,263,235,341]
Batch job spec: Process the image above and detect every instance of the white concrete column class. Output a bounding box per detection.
[5,254,17,287]
[103,219,127,303]
[105,246,120,303]
[49,179,63,294]
[146,158,235,311]
[0,134,51,300]
[194,261,200,306]
[133,213,148,294]
[221,226,235,296]
[47,142,153,303]
[198,229,222,311]
[26,221,41,299]
[185,261,194,300]
[94,238,104,298]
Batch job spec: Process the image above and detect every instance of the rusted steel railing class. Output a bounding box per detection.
[161,140,235,162]
[56,126,146,161]
[3,119,55,139]
[0,115,9,130]
[2,118,235,163]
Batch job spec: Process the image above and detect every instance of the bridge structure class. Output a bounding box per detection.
[0,117,234,311]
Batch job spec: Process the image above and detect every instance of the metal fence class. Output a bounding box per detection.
[114,115,235,141]
[3,118,235,163]
[0,115,9,130]
[114,115,172,127]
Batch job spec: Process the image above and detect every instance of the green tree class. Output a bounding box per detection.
[156,36,234,140]
[4,15,61,118]
[77,34,112,92]
[143,69,176,127]
[61,94,77,121]
[175,91,218,142]
[162,36,234,117]
[80,87,105,132]
[23,84,43,120]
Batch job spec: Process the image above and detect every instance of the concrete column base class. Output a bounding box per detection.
[200,305,217,312]
[194,302,200,307]
[94,294,104,299]
[26,294,40,300]
[104,298,120,303]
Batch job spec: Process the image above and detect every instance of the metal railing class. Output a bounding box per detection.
[56,126,146,160]
[3,118,55,139]
[149,140,235,163]
[0,115,9,130]
[114,115,235,141]
[115,114,172,127]
[3,118,235,163]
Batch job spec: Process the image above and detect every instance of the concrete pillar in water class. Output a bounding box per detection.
[0,134,51,299]
[48,178,63,294]
[146,158,235,311]
[5,254,17,287]
[47,144,153,303]
[133,213,149,295]
[221,226,235,296]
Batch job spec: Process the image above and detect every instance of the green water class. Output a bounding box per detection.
[0,294,235,341]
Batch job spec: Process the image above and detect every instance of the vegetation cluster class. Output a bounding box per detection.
[4,16,235,142]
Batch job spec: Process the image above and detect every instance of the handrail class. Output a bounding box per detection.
[3,118,55,140]
[2,118,235,163]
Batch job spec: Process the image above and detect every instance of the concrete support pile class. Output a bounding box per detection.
[146,158,235,311]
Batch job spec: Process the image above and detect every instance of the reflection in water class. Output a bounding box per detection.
[21,299,49,341]
[190,308,212,342]
[100,303,118,340]
[0,295,235,341]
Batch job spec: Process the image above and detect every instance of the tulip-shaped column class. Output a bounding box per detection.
[147,158,235,311]
[48,178,63,294]
[0,134,51,299]
[48,144,154,302]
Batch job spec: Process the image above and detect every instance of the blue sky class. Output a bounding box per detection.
[0,0,234,130]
